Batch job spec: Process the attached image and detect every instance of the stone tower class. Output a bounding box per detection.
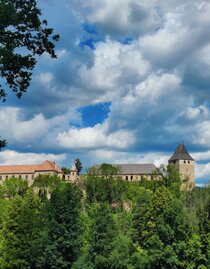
[168,144,195,190]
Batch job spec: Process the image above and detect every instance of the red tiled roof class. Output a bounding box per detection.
[0,160,63,174]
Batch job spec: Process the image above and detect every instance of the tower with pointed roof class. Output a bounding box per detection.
[168,144,195,190]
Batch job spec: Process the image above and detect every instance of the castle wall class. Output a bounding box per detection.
[169,160,195,190]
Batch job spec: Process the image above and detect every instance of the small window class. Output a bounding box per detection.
[184,160,186,163]
[32,175,34,180]
[6,175,8,179]
[131,176,133,180]
[0,176,2,180]
[173,161,176,164]
[19,175,21,179]
[188,161,190,164]
[25,175,28,180]
[126,176,128,181]
[151,175,154,180]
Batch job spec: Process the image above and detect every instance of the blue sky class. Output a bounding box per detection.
[1,0,210,185]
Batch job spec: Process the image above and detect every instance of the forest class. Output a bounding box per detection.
[0,165,209,269]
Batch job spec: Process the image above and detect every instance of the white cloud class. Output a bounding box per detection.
[194,151,210,161]
[0,107,81,148]
[57,122,135,149]
[180,106,209,121]
[84,0,160,36]
[193,121,210,146]
[0,108,49,143]
[38,72,53,85]
[79,39,150,102]
[89,149,169,167]
[0,150,66,165]
[196,163,210,180]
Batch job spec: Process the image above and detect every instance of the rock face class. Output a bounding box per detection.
[168,144,195,190]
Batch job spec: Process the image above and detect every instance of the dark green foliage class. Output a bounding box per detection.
[0,190,44,268]
[61,166,70,174]
[38,183,82,269]
[0,138,7,150]
[0,171,210,268]
[0,177,29,198]
[74,158,83,175]
[0,0,59,101]
[84,174,127,205]
[84,163,127,205]
[89,203,116,268]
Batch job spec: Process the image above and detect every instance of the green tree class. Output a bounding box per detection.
[0,189,44,268]
[0,137,7,150]
[61,166,70,174]
[87,203,117,269]
[0,0,59,101]
[32,174,61,200]
[74,158,83,175]
[0,177,29,199]
[39,183,82,269]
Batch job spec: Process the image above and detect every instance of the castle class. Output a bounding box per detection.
[168,144,195,190]
[0,144,195,189]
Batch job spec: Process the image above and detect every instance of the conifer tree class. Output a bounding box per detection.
[0,190,44,268]
[39,183,82,269]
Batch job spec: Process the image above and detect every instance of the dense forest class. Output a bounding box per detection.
[0,165,209,269]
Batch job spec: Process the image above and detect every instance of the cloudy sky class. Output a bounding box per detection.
[1,0,210,184]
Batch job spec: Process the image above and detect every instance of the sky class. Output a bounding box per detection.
[1,0,210,185]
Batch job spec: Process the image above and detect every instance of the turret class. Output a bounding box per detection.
[168,144,195,190]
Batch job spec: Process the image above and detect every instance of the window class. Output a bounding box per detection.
[184,160,186,163]
[126,176,128,181]
[151,175,154,180]
[188,161,190,164]
[32,175,34,180]
[6,175,8,179]
[25,175,28,180]
[19,175,21,179]
[131,176,133,180]
[0,176,2,180]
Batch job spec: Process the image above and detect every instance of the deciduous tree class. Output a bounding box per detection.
[0,0,59,101]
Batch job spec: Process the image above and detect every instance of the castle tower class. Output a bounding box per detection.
[168,144,195,190]
[69,163,78,182]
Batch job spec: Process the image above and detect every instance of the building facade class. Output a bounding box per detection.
[0,160,77,185]
[92,163,162,181]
